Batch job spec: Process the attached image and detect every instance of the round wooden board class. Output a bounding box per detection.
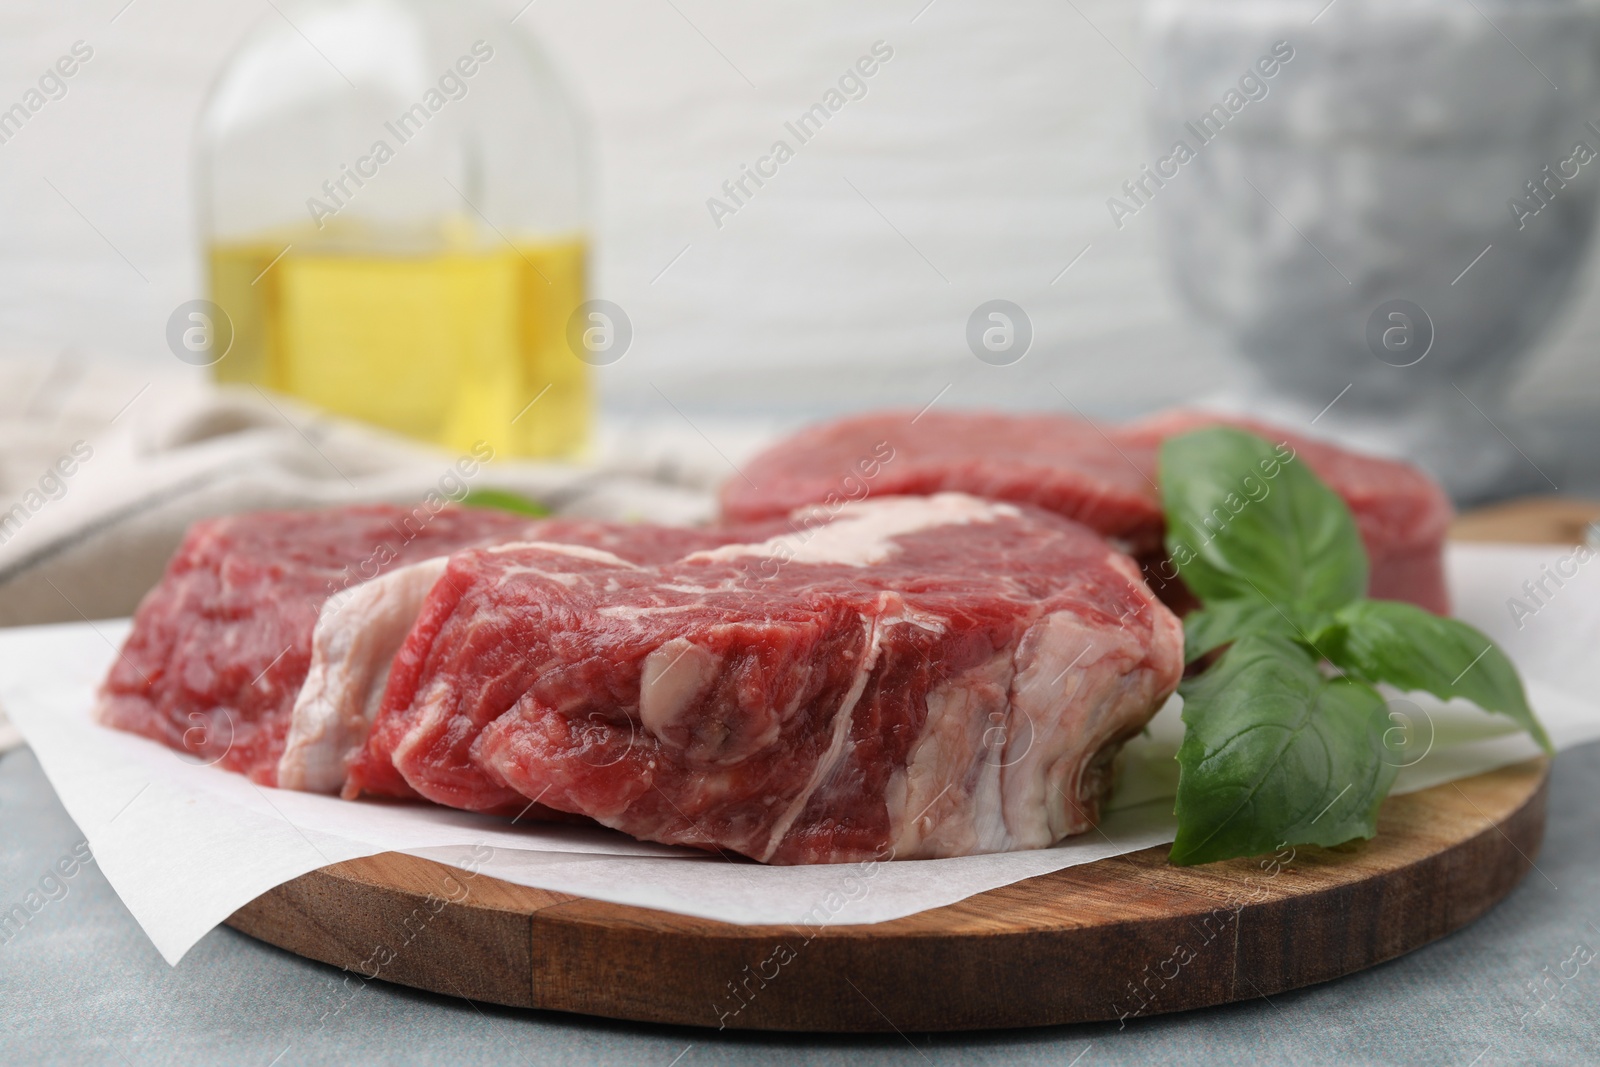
[227,759,1547,1032]
[223,499,1592,1032]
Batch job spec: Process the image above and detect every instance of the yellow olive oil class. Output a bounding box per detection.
[209,236,589,459]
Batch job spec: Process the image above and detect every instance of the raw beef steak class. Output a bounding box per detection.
[96,505,539,786]
[720,410,1165,553]
[721,408,1453,614]
[345,494,1183,864]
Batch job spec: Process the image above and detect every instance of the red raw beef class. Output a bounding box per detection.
[721,408,1453,614]
[347,495,1183,864]
[96,506,539,785]
[97,503,789,792]
[93,502,640,783]
[720,410,1165,553]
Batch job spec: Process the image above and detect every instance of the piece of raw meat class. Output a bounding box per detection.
[720,410,1165,553]
[96,505,539,786]
[97,504,759,790]
[720,408,1453,614]
[346,494,1183,864]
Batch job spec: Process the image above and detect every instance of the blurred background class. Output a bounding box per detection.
[2,0,1599,507]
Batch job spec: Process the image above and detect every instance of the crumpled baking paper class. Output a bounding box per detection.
[3,543,1597,965]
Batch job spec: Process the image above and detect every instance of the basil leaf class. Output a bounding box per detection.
[1159,427,1368,626]
[1171,633,1397,866]
[1317,599,1552,753]
[460,488,550,518]
[1182,600,1284,663]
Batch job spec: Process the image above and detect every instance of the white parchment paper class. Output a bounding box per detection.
[3,543,1598,965]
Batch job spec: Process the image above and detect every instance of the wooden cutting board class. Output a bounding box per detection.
[224,498,1593,1032]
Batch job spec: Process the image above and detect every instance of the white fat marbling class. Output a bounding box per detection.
[277,557,449,793]
[755,612,888,861]
[686,493,1018,568]
[885,555,1183,859]
[1000,571,1183,847]
[886,647,1016,859]
[486,540,641,568]
[639,639,722,741]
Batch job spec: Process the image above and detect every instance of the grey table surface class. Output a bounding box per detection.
[1,743,1597,1067]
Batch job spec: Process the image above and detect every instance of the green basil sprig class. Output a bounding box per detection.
[1161,427,1367,629]
[1161,427,1551,866]
[1171,634,1395,865]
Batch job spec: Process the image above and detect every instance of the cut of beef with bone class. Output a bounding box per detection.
[345,494,1183,864]
[720,409,1453,614]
